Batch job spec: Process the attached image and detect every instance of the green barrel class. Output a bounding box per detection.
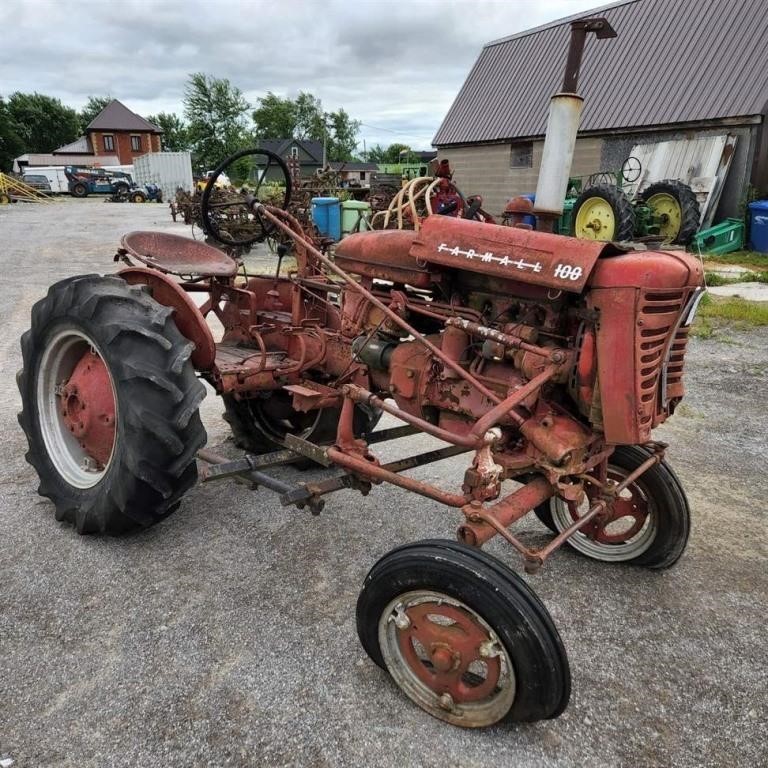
[341,200,371,236]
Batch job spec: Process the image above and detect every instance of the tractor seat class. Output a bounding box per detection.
[119,231,238,278]
[334,230,437,289]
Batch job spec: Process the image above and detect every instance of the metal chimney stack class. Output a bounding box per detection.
[534,18,617,230]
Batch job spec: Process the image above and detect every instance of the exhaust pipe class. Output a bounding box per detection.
[534,18,617,230]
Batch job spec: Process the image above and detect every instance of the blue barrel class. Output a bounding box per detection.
[522,193,536,229]
[311,197,341,241]
[748,200,768,253]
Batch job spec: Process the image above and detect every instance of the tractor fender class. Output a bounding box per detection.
[118,266,215,370]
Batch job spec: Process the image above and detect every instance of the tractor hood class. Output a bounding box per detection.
[411,216,625,294]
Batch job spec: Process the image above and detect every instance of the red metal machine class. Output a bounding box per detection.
[17,18,705,729]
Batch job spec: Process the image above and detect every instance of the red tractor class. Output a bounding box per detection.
[18,147,704,728]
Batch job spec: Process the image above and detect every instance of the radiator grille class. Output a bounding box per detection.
[636,289,691,431]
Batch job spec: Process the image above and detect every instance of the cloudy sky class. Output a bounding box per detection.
[2,0,601,150]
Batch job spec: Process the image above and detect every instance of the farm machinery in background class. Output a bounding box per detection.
[64,166,163,203]
[18,18,705,728]
[560,156,701,245]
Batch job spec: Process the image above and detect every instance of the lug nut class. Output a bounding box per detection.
[438,693,454,711]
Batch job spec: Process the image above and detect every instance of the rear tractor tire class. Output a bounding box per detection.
[534,445,690,568]
[18,275,207,534]
[71,183,88,198]
[640,179,700,245]
[571,184,635,242]
[223,391,380,460]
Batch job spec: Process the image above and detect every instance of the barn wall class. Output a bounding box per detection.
[438,123,759,222]
[438,137,604,219]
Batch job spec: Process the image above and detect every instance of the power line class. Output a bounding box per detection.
[359,122,435,141]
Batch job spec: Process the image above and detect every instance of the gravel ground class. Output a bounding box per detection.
[0,198,766,768]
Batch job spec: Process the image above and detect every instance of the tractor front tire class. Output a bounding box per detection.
[131,191,147,204]
[571,184,635,242]
[640,180,700,245]
[534,446,690,568]
[18,275,207,534]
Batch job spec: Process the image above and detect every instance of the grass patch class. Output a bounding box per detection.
[704,270,768,286]
[701,249,768,269]
[691,293,768,337]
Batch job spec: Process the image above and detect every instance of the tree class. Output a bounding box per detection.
[252,91,360,162]
[0,96,25,171]
[353,142,409,164]
[293,93,325,140]
[385,143,412,163]
[7,92,80,153]
[183,72,251,171]
[252,92,296,139]
[78,95,113,131]
[365,144,388,163]
[326,108,361,162]
[146,112,190,152]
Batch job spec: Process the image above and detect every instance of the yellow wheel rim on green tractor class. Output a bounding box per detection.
[645,192,682,241]
[573,197,616,240]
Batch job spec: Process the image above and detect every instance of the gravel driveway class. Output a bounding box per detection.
[0,199,766,768]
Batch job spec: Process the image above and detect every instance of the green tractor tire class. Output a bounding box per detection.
[571,184,635,242]
[639,180,700,246]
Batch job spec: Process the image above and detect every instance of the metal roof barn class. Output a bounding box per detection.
[434,0,768,146]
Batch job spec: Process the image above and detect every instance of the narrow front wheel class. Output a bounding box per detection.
[356,539,570,727]
[534,446,690,568]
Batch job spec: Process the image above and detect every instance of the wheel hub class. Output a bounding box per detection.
[574,197,616,240]
[430,644,459,673]
[570,474,650,545]
[58,350,116,468]
[394,601,502,703]
[646,192,682,239]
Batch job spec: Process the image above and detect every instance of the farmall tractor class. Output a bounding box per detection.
[17,20,705,728]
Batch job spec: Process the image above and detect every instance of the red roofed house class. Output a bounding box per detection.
[15,100,162,172]
[84,100,162,164]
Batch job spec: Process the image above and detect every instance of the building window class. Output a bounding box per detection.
[510,141,533,169]
[360,171,366,181]
[103,135,114,151]
[290,146,299,159]
[131,135,142,152]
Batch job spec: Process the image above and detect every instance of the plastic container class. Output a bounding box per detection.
[748,200,768,253]
[311,197,341,240]
[691,218,744,255]
[341,200,371,236]
[521,193,537,229]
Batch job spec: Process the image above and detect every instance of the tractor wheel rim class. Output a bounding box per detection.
[248,392,325,442]
[37,329,117,489]
[378,590,515,727]
[574,197,615,240]
[646,192,682,239]
[550,465,657,561]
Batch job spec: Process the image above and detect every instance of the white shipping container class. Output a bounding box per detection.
[132,152,194,198]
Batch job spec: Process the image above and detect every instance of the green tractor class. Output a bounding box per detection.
[561,157,701,245]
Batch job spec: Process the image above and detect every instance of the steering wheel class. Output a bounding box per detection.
[201,148,292,247]
[621,156,642,184]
